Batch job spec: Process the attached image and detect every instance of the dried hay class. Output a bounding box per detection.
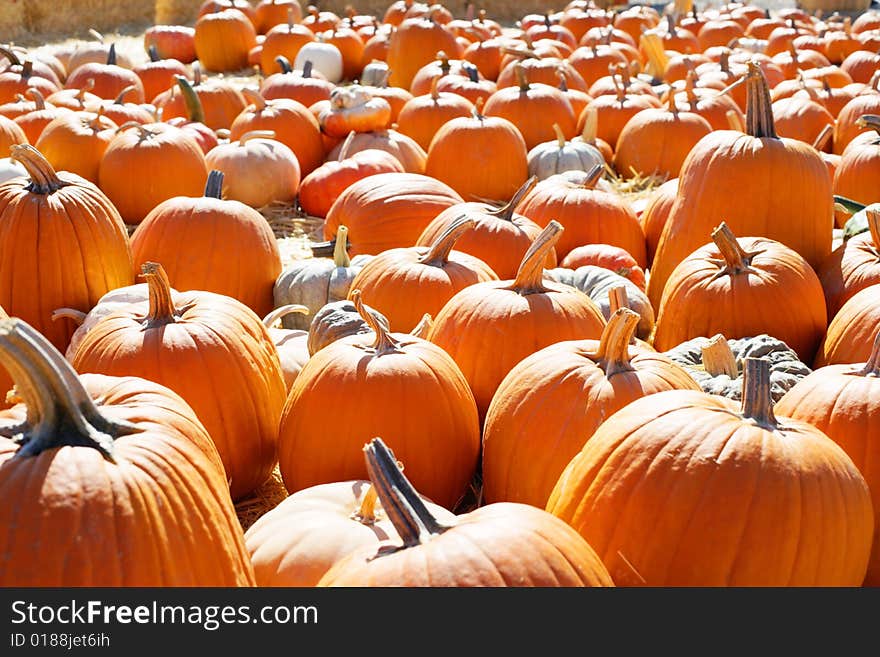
[0,1,27,42]
[605,164,667,205]
[234,466,288,532]
[260,200,324,267]
[17,0,154,45]
[155,0,201,26]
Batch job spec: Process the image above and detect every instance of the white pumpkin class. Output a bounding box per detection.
[294,41,343,84]
[0,157,25,184]
[528,123,605,181]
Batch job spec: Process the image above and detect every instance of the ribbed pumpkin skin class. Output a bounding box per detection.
[515,177,648,265]
[348,247,499,332]
[640,177,677,267]
[323,172,464,256]
[547,389,874,586]
[816,284,880,367]
[319,502,615,587]
[130,196,282,318]
[244,480,456,587]
[775,361,880,586]
[416,203,555,279]
[648,131,833,308]
[428,281,607,418]
[0,373,255,586]
[832,131,880,207]
[0,166,134,353]
[652,235,828,362]
[70,290,287,502]
[277,333,481,510]
[818,229,880,321]
[387,18,462,90]
[482,338,701,509]
[98,124,208,225]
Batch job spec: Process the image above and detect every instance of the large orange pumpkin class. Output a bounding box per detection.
[130,170,282,318]
[547,357,874,586]
[815,283,880,367]
[483,307,700,509]
[653,223,828,362]
[34,110,118,184]
[97,122,209,225]
[833,115,880,207]
[153,64,247,131]
[387,16,462,89]
[318,438,614,587]
[396,75,474,150]
[322,172,463,256]
[0,145,133,353]
[348,216,498,332]
[277,291,481,509]
[819,208,880,320]
[428,222,607,417]
[0,319,256,586]
[194,8,258,72]
[647,63,833,309]
[70,262,287,501]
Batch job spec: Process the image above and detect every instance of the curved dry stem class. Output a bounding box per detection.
[262,304,309,328]
[334,226,351,267]
[856,329,880,377]
[583,307,639,376]
[138,262,179,325]
[420,215,474,267]
[410,313,433,339]
[509,220,563,295]
[9,144,65,194]
[489,176,537,222]
[350,289,399,354]
[51,308,87,325]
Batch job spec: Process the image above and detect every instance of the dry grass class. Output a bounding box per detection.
[234,466,289,532]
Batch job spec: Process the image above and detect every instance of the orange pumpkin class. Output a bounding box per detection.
[547,357,873,586]
[98,122,208,225]
[816,283,880,367]
[144,25,197,63]
[71,262,287,501]
[483,307,700,509]
[515,165,647,265]
[260,15,316,74]
[349,216,498,332]
[323,172,463,256]
[163,76,219,154]
[318,438,615,587]
[387,16,462,89]
[194,8,258,72]
[324,128,426,173]
[0,113,27,154]
[653,223,828,362]
[153,63,247,131]
[819,208,880,320]
[396,75,474,150]
[0,318,256,586]
[648,63,832,309]
[428,222,607,417]
[11,90,69,144]
[254,0,303,34]
[277,291,481,509]
[130,171,282,318]
[260,57,333,105]
[425,100,528,203]
[64,44,145,103]
[134,46,188,103]
[34,110,118,183]
[833,115,880,207]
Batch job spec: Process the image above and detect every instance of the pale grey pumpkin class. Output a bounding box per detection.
[307,298,390,356]
[663,333,812,402]
[527,123,605,182]
[263,304,311,391]
[273,226,371,330]
[546,265,654,340]
[359,60,391,88]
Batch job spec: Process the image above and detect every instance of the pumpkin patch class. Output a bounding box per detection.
[3,0,880,591]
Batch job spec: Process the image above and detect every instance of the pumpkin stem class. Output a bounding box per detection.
[711,222,762,276]
[139,262,179,326]
[106,42,117,66]
[148,44,160,62]
[667,87,678,115]
[608,285,628,313]
[429,74,441,101]
[333,225,351,267]
[580,106,598,141]
[855,114,880,135]
[464,62,480,83]
[701,334,738,378]
[262,304,309,329]
[174,75,206,124]
[51,308,87,325]
[436,50,450,76]
[204,169,224,199]
[410,313,433,339]
[0,45,21,67]
[239,129,276,144]
[581,162,604,189]
[740,357,777,427]
[242,87,268,112]
[812,122,833,150]
[509,221,563,295]
[89,28,104,42]
[0,318,141,461]
[557,67,569,92]
[745,61,777,139]
[684,70,699,107]
[350,289,400,354]
[362,437,450,548]
[352,484,379,524]
[584,307,639,376]
[489,176,537,222]
[472,96,485,120]
[514,62,530,92]
[25,88,46,110]
[420,215,474,267]
[856,330,880,377]
[276,55,293,74]
[114,85,136,105]
[9,144,66,194]
[552,122,566,148]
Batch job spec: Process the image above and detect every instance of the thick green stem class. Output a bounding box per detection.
[0,319,141,461]
[204,170,224,199]
[174,75,206,124]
